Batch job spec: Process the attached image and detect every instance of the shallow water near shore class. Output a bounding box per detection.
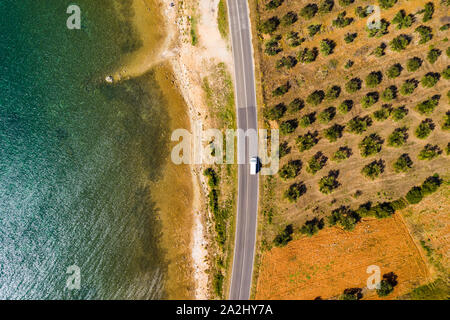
[0,0,188,299]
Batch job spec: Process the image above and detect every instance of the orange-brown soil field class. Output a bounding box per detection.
[255,213,431,299]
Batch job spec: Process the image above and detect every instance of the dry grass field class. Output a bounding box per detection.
[255,214,430,300]
[400,184,450,277]
[251,0,449,299]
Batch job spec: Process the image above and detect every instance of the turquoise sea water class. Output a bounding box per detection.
[0,0,170,299]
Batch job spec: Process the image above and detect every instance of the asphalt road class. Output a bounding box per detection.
[227,0,259,300]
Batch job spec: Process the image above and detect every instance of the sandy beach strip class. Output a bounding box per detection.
[109,0,233,299]
[159,0,234,299]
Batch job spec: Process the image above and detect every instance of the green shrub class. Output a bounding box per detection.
[365,71,383,87]
[373,104,392,121]
[406,186,423,204]
[340,288,363,300]
[393,154,413,172]
[318,106,336,123]
[378,0,397,10]
[217,0,229,39]
[332,11,354,28]
[286,31,304,47]
[288,98,304,113]
[264,36,282,56]
[213,272,224,297]
[381,86,397,102]
[355,6,369,18]
[279,141,291,157]
[389,34,410,52]
[415,118,434,139]
[298,47,318,63]
[339,0,354,6]
[300,4,318,20]
[391,198,408,210]
[421,2,434,22]
[307,90,325,106]
[275,56,297,69]
[324,124,345,142]
[319,171,340,194]
[421,72,440,88]
[344,60,354,69]
[320,39,336,56]
[443,65,450,80]
[392,10,413,29]
[332,146,352,162]
[388,126,408,147]
[307,24,322,37]
[391,106,408,121]
[300,218,324,236]
[307,152,328,174]
[376,279,394,297]
[359,133,384,157]
[280,119,298,135]
[361,159,385,179]
[300,113,315,127]
[266,0,284,10]
[361,92,379,108]
[284,183,307,202]
[421,174,442,195]
[386,64,402,79]
[204,167,219,187]
[319,0,334,14]
[327,206,360,231]
[344,32,357,43]
[347,116,372,134]
[264,103,286,120]
[338,100,353,114]
[415,25,433,44]
[272,82,290,96]
[372,43,386,57]
[279,160,302,180]
[416,95,440,115]
[259,16,280,34]
[442,111,450,130]
[296,131,319,152]
[372,202,395,218]
[400,79,418,95]
[273,225,293,246]
[418,144,442,160]
[427,48,441,64]
[345,78,362,93]
[325,85,341,100]
[282,11,297,26]
[406,57,422,72]
[367,20,389,37]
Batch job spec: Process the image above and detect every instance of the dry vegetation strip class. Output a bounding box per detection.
[398,183,450,299]
[202,61,237,298]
